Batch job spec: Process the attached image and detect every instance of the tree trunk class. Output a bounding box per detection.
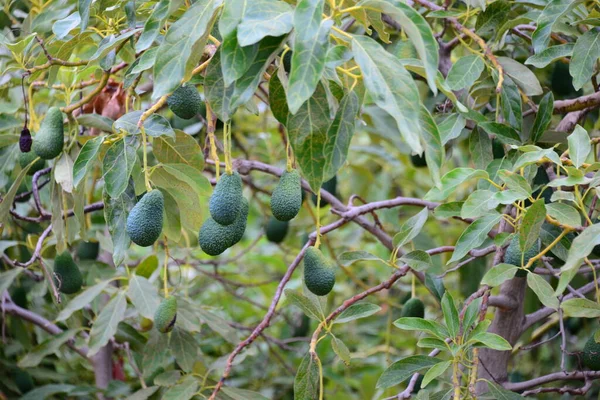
[93,342,113,399]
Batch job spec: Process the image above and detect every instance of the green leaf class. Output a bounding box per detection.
[335,303,381,324]
[0,160,32,225]
[18,329,80,368]
[221,387,269,400]
[196,307,240,344]
[461,190,496,219]
[0,268,23,295]
[561,223,600,272]
[78,0,92,30]
[142,331,170,377]
[102,138,137,199]
[169,327,198,372]
[152,0,218,99]
[487,381,525,399]
[532,0,580,53]
[73,135,105,189]
[527,273,559,310]
[76,114,114,132]
[448,214,502,263]
[567,125,591,168]
[421,360,451,388]
[498,170,532,198]
[469,127,493,171]
[103,180,135,267]
[286,82,330,191]
[562,298,600,318]
[481,263,518,287]
[525,44,574,68]
[377,355,440,389]
[136,0,183,52]
[338,250,385,267]
[546,203,580,227]
[446,55,485,90]
[54,153,74,193]
[425,168,489,201]
[88,290,128,356]
[420,106,444,187]
[220,35,258,87]
[285,289,324,321]
[287,0,331,113]
[478,122,521,146]
[125,386,160,400]
[439,114,466,145]
[530,92,554,143]
[352,35,422,154]
[127,275,160,320]
[204,50,234,121]
[501,76,522,131]
[520,199,546,252]
[236,0,293,47]
[113,111,175,138]
[475,0,510,37]
[497,57,543,96]
[425,272,446,301]
[441,291,459,339]
[393,208,429,248]
[570,30,600,91]
[470,332,512,350]
[89,29,141,61]
[331,335,351,365]
[294,353,320,400]
[399,250,433,272]
[153,130,204,170]
[162,376,198,400]
[162,191,182,241]
[20,384,76,400]
[269,68,289,125]
[56,281,110,321]
[394,317,449,339]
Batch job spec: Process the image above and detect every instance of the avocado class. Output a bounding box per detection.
[266,217,288,243]
[167,85,203,119]
[53,251,83,294]
[504,235,541,277]
[140,317,153,332]
[14,369,34,393]
[199,197,249,256]
[209,171,243,226]
[311,176,337,207]
[304,247,336,296]
[401,298,425,318]
[410,153,427,168]
[76,241,99,260]
[33,107,64,160]
[583,334,600,370]
[126,189,164,247]
[19,151,45,175]
[154,296,177,333]
[271,169,302,221]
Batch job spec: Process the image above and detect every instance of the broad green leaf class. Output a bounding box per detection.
[285,289,324,321]
[294,353,320,400]
[88,290,128,356]
[102,138,136,199]
[162,191,182,242]
[481,263,518,287]
[335,303,381,324]
[448,214,502,263]
[562,298,600,318]
[220,35,258,87]
[162,376,198,400]
[221,387,270,400]
[196,307,240,344]
[394,317,449,339]
[461,190,496,219]
[136,254,159,279]
[338,250,385,267]
[78,0,92,30]
[73,135,104,189]
[0,268,23,295]
[54,153,74,193]
[237,0,293,47]
[161,164,211,197]
[434,202,464,218]
[331,335,351,365]
[498,170,532,198]
[439,113,466,145]
[393,208,429,248]
[420,106,444,187]
[570,30,600,90]
[421,360,451,388]
[562,223,600,272]
[204,50,234,121]
[352,35,422,154]
[125,386,159,400]
[287,0,331,113]
[497,57,543,96]
[18,329,79,368]
[546,203,580,227]
[513,149,561,171]
[56,281,110,321]
[399,250,433,272]
[269,68,289,125]
[446,55,484,90]
[487,381,525,399]
[441,292,459,338]
[377,355,440,389]
[169,327,198,372]
[142,331,170,377]
[76,114,114,132]
[103,180,135,266]
[478,122,521,146]
[532,0,580,53]
[152,0,218,99]
[20,384,76,400]
[425,168,489,201]
[567,125,591,168]
[153,130,204,170]
[469,128,493,171]
[53,12,80,39]
[501,76,522,130]
[520,199,546,252]
[527,273,559,310]
[127,275,160,319]
[425,272,446,301]
[530,92,554,143]
[90,29,141,61]
[470,332,512,350]
[525,44,574,68]
[113,111,174,138]
[0,160,32,225]
[475,0,510,37]
[136,0,183,52]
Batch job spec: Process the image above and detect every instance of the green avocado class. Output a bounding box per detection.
[304,247,336,296]
[266,217,288,243]
[76,241,99,260]
[155,296,177,333]
[312,176,337,207]
[33,107,64,160]
[209,171,243,226]
[167,85,203,119]
[271,169,302,221]
[199,197,249,256]
[126,189,164,247]
[410,153,427,168]
[19,151,46,175]
[583,334,600,370]
[401,298,425,318]
[53,251,83,294]
[504,235,541,277]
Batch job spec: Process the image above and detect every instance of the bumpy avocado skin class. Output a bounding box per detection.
[19,151,46,175]
[266,217,289,243]
[53,251,83,294]
[167,85,202,119]
[154,296,177,333]
[126,189,164,247]
[76,241,99,260]
[504,235,540,277]
[401,298,425,318]
[271,170,302,221]
[312,176,337,207]
[304,247,336,296]
[583,334,600,370]
[209,172,243,226]
[33,107,64,160]
[199,198,248,255]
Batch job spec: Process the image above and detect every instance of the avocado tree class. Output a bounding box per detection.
[3,0,600,398]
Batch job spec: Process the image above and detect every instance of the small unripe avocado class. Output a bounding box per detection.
[401,298,425,318]
[33,107,64,160]
[53,251,83,294]
[410,153,427,168]
[304,247,336,296]
[311,176,337,207]
[266,217,288,243]
[209,171,243,226]
[167,85,202,119]
[126,189,164,247]
[504,235,540,277]
[271,169,302,221]
[19,151,45,175]
[583,334,600,370]
[76,241,99,260]
[199,198,249,255]
[155,296,177,333]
